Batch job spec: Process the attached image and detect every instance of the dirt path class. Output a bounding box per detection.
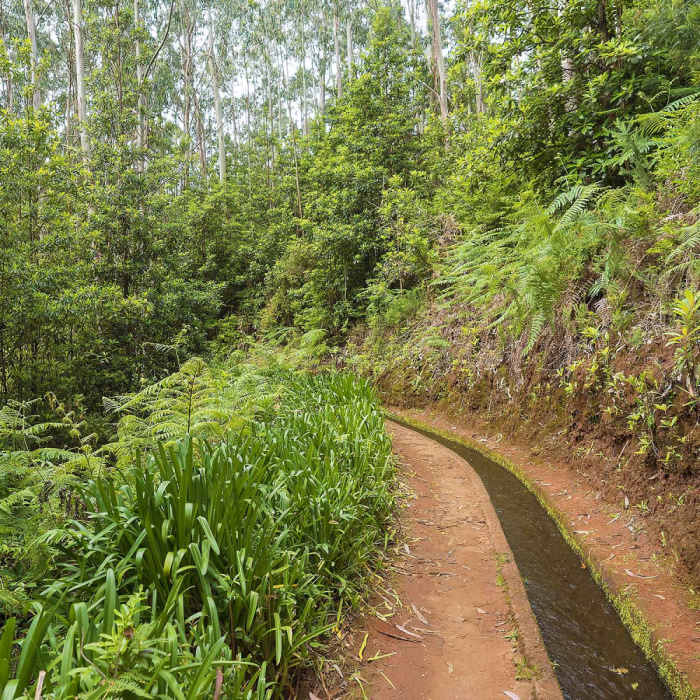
[389,407,700,697]
[356,422,562,700]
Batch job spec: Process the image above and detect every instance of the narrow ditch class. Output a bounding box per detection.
[393,419,671,699]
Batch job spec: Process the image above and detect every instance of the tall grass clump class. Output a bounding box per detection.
[0,371,395,698]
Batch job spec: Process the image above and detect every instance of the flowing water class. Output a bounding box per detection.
[394,419,671,699]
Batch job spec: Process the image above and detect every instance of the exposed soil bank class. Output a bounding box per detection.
[354,307,700,586]
[389,406,700,699]
[356,422,562,699]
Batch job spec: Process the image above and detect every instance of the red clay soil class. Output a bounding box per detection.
[349,422,562,700]
[391,406,700,696]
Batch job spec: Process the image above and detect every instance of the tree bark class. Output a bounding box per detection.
[23,0,41,109]
[207,8,226,186]
[597,0,610,41]
[346,15,352,77]
[333,4,342,98]
[472,51,484,113]
[134,0,146,170]
[0,0,12,111]
[267,62,275,165]
[320,54,326,112]
[427,0,448,122]
[180,1,194,186]
[73,0,90,159]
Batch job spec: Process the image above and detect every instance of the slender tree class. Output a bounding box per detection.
[73,0,90,158]
[207,7,226,185]
[23,0,40,108]
[427,0,447,121]
[333,2,341,97]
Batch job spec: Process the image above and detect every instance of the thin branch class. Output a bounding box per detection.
[143,0,176,81]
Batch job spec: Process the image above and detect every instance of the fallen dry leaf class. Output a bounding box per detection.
[625,569,660,579]
[411,603,429,626]
[374,626,418,642]
[309,694,323,700]
[503,692,521,700]
[396,624,422,640]
[653,594,666,600]
[477,608,488,615]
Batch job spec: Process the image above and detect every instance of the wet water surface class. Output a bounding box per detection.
[393,419,671,700]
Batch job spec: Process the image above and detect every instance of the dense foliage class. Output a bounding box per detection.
[1,0,700,690]
[0,369,394,697]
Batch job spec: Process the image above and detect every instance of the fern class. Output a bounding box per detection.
[439,170,658,355]
[101,357,281,462]
[637,92,700,136]
[663,218,700,281]
[440,185,616,354]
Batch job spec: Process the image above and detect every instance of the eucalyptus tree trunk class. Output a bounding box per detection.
[62,0,75,145]
[427,0,448,122]
[346,16,352,77]
[23,0,41,109]
[228,76,238,162]
[72,0,90,159]
[0,0,11,111]
[134,0,146,170]
[193,89,207,179]
[473,51,484,113]
[267,62,275,165]
[276,48,283,141]
[301,18,308,134]
[180,1,194,186]
[207,8,226,185]
[333,4,341,98]
[558,0,574,101]
[319,55,326,112]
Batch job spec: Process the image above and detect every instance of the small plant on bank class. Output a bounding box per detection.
[666,289,700,395]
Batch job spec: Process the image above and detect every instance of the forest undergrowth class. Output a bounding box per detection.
[0,365,395,698]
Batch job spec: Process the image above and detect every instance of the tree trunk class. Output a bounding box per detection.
[320,56,326,112]
[134,0,146,170]
[0,0,12,111]
[333,5,342,98]
[207,8,225,186]
[194,89,207,178]
[228,76,238,162]
[346,16,352,77]
[473,51,484,113]
[73,0,90,159]
[427,0,448,122]
[180,1,194,187]
[302,22,308,134]
[597,0,610,41]
[63,0,75,145]
[23,0,41,109]
[267,63,275,165]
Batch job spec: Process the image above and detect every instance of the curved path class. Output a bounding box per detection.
[359,422,562,699]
